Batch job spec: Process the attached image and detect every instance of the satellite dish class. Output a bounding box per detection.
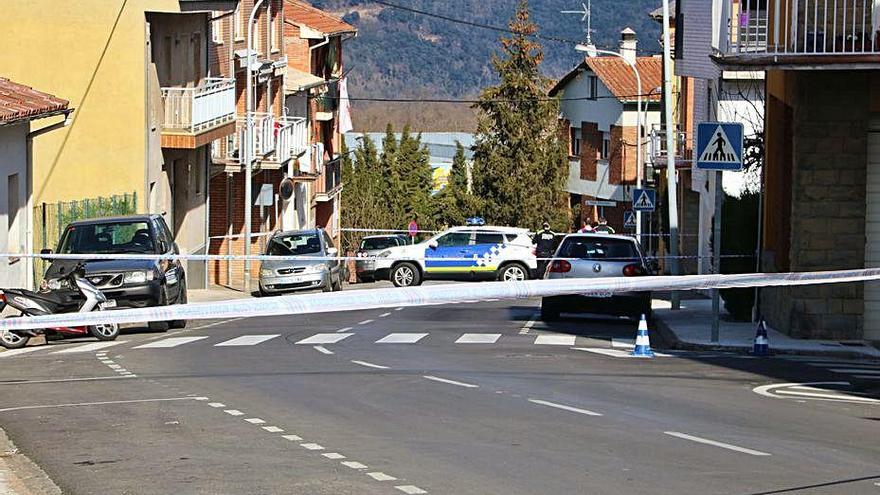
[279,178,295,202]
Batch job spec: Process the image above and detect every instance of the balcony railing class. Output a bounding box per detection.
[720,0,879,56]
[161,78,236,133]
[211,113,307,166]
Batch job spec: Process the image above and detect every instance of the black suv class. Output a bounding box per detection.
[42,214,187,331]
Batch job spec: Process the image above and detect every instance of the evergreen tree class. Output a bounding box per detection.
[341,135,385,252]
[395,125,435,229]
[379,124,405,227]
[471,0,570,231]
[434,141,478,227]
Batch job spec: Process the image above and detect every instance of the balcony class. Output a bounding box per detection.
[715,0,879,67]
[315,159,342,202]
[161,78,236,149]
[210,113,307,170]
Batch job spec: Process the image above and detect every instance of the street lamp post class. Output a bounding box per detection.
[575,43,643,243]
[244,0,266,294]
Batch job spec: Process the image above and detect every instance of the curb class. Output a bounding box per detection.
[653,317,880,360]
[0,427,60,495]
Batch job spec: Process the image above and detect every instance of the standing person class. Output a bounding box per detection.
[407,216,419,245]
[577,220,593,233]
[533,221,557,277]
[594,217,616,234]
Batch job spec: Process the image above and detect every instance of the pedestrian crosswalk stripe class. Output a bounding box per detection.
[455,333,501,344]
[376,333,428,344]
[214,334,280,347]
[295,333,353,345]
[51,341,126,354]
[0,347,47,358]
[533,334,576,346]
[133,336,209,349]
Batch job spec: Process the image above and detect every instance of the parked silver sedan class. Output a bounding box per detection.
[355,234,409,283]
[258,229,344,296]
[540,233,651,321]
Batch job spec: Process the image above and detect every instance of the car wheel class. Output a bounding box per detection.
[169,280,188,329]
[148,289,171,332]
[499,263,529,282]
[391,263,421,288]
[540,299,560,321]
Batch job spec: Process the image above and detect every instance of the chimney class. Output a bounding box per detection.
[619,28,637,64]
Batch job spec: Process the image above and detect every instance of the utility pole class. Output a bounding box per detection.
[245,0,266,294]
[661,0,680,309]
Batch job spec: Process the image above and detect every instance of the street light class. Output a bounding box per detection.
[574,43,644,243]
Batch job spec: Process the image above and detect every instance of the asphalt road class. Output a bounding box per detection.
[0,294,879,494]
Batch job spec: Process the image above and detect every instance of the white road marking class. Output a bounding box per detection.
[486,298,500,302]
[336,327,354,333]
[395,485,428,494]
[534,335,577,346]
[322,452,346,459]
[244,418,266,424]
[519,313,539,335]
[367,472,398,481]
[750,382,876,404]
[664,431,771,456]
[775,390,880,403]
[108,364,123,370]
[455,333,501,344]
[352,360,390,370]
[262,426,284,433]
[133,336,208,349]
[828,368,880,375]
[376,333,428,344]
[313,346,334,355]
[282,435,303,441]
[192,397,209,401]
[99,359,114,363]
[208,402,226,408]
[0,375,134,386]
[423,375,479,388]
[224,409,245,416]
[0,347,50,358]
[300,443,324,451]
[573,347,672,358]
[611,339,636,349]
[214,334,280,347]
[188,317,247,331]
[395,307,404,311]
[52,341,126,354]
[295,333,353,345]
[379,312,392,318]
[341,461,368,469]
[0,397,196,413]
[359,319,375,325]
[528,399,602,416]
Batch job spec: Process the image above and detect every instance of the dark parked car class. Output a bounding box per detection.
[41,214,187,331]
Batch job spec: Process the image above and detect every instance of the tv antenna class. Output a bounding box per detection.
[561,1,594,45]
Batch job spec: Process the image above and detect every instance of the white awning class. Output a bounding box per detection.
[285,68,327,94]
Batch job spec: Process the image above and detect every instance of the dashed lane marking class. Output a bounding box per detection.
[300,443,325,451]
[358,319,375,325]
[51,341,126,354]
[455,333,501,344]
[379,312,392,318]
[282,435,303,442]
[208,403,226,408]
[519,313,539,335]
[336,327,354,333]
[395,485,428,494]
[262,426,284,433]
[313,346,334,355]
[351,360,390,370]
[341,461,368,470]
[224,409,245,416]
[244,418,266,424]
[664,431,771,457]
[0,376,134,386]
[527,399,602,417]
[133,336,209,349]
[376,333,428,344]
[395,307,404,311]
[367,472,397,481]
[533,335,577,346]
[214,334,280,346]
[423,375,479,389]
[295,333,353,345]
[322,452,345,459]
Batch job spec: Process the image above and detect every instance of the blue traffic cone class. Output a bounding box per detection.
[631,314,654,358]
[752,318,770,356]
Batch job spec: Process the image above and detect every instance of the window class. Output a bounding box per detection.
[474,233,504,245]
[361,236,406,251]
[557,237,638,260]
[569,127,581,156]
[588,75,598,100]
[269,0,279,52]
[59,221,155,254]
[601,134,610,159]
[436,232,471,248]
[234,3,243,40]
[267,233,322,256]
[7,174,19,254]
[211,11,222,43]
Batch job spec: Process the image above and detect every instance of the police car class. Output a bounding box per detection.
[373,226,538,287]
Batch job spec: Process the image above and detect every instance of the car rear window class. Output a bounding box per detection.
[267,233,322,256]
[557,237,639,260]
[360,237,403,250]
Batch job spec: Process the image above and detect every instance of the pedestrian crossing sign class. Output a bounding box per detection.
[623,210,636,229]
[696,122,744,171]
[632,188,655,212]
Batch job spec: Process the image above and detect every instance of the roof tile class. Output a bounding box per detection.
[0,77,69,124]
[284,0,356,35]
[585,56,663,103]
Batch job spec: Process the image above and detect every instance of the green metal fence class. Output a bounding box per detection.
[33,192,138,282]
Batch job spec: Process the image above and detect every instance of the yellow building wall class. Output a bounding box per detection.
[0,0,185,209]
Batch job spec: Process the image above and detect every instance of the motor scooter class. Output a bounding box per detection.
[0,262,119,349]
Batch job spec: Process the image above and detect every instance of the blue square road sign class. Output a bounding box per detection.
[696,122,744,171]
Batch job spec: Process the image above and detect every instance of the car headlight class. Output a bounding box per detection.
[302,264,326,274]
[260,268,275,277]
[377,250,392,258]
[123,271,150,284]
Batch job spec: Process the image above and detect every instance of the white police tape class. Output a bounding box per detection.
[2,268,879,332]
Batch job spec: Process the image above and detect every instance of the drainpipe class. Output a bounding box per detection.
[26,111,73,290]
[245,0,266,294]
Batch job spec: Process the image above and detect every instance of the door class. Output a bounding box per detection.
[154,218,182,303]
[425,231,473,279]
[470,231,506,279]
[322,230,339,283]
[864,115,880,341]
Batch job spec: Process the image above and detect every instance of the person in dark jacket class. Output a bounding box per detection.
[533,222,557,276]
[593,217,616,234]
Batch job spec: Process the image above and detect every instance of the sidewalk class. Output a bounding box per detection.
[653,298,880,358]
[187,285,255,303]
[0,428,59,495]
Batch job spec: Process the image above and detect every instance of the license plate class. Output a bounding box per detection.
[290,276,303,283]
[100,299,117,308]
[583,291,613,298]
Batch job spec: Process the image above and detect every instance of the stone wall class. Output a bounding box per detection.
[762,71,870,340]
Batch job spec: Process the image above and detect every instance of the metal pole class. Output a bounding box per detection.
[245,0,266,294]
[635,69,643,244]
[661,0,681,309]
[711,171,723,343]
